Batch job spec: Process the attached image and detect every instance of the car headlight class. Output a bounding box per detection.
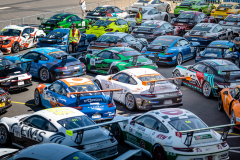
[58,42,67,45]
[3,40,11,45]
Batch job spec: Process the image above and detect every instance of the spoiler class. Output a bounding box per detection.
[0,61,32,77]
[179,124,238,147]
[200,45,232,58]
[66,118,128,145]
[67,89,123,106]
[114,149,141,160]
[220,70,240,82]
[142,76,191,93]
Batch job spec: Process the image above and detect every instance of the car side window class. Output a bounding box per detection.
[66,17,73,22]
[97,51,112,59]
[174,41,181,47]
[71,16,79,21]
[29,28,35,33]
[205,67,213,74]
[164,23,172,29]
[200,13,206,19]
[235,4,240,9]
[112,73,129,83]
[212,27,218,33]
[196,15,201,20]
[127,77,137,85]
[40,55,48,61]
[159,25,165,30]
[49,82,62,94]
[192,63,206,72]
[216,25,224,32]
[75,16,81,21]
[148,10,153,15]
[43,121,58,132]
[24,116,46,129]
[136,115,158,130]
[112,53,120,60]
[152,9,158,14]
[22,28,31,35]
[22,52,39,60]
[59,87,67,96]
[179,39,189,46]
[153,122,168,133]
[124,35,135,42]
[230,87,240,98]
[114,7,122,12]
[201,1,207,5]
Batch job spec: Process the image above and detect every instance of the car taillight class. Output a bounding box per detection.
[73,106,83,110]
[132,32,135,35]
[165,53,173,55]
[56,66,68,70]
[223,21,226,24]
[141,50,146,53]
[221,142,228,147]
[173,147,194,152]
[27,72,31,76]
[107,102,115,108]
[81,63,85,67]
[105,11,108,14]
[196,56,202,59]
[105,28,113,31]
[140,94,156,98]
[110,137,117,143]
[234,22,238,25]
[212,11,215,13]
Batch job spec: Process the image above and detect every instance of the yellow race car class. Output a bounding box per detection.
[211,2,240,20]
[86,18,131,37]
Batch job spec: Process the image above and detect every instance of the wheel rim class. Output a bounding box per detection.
[153,146,164,160]
[203,82,211,97]
[14,44,19,51]
[231,112,235,124]
[0,126,7,144]
[167,6,170,13]
[40,68,49,81]
[35,90,39,106]
[177,53,182,65]
[218,96,222,110]
[126,94,134,109]
[173,71,182,84]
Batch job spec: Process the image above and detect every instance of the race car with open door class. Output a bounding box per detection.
[172,59,240,98]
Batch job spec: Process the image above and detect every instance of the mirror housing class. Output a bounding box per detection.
[223,91,228,95]
[108,77,112,81]
[130,120,135,126]
[22,33,29,37]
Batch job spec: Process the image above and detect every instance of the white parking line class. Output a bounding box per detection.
[230,147,240,149]
[229,150,240,154]
[0,7,11,10]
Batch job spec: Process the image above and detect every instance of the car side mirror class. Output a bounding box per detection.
[130,120,135,126]
[223,91,228,95]
[22,33,29,37]
[108,77,112,81]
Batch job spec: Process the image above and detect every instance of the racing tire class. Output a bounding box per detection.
[234,59,239,67]
[164,15,168,22]
[12,42,20,53]
[202,81,212,98]
[114,124,124,144]
[228,32,233,41]
[34,89,42,107]
[152,144,167,160]
[125,93,136,111]
[230,111,236,132]
[0,124,11,146]
[166,5,171,13]
[39,67,50,82]
[111,67,119,74]
[94,80,103,90]
[218,94,224,111]
[175,53,183,65]
[172,69,183,85]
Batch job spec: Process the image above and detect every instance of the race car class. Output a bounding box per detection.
[36,28,97,53]
[83,47,158,74]
[174,0,215,17]
[195,40,240,66]
[87,32,147,54]
[86,17,132,37]
[124,7,169,23]
[211,2,240,21]
[86,5,128,22]
[171,11,216,31]
[126,0,171,13]
[132,21,185,43]
[184,23,233,47]
[0,25,46,54]
[141,36,200,65]
[5,48,86,82]
[34,77,121,121]
[172,59,240,98]
[219,14,240,36]
[38,13,92,34]
[0,107,127,159]
[94,68,189,110]
[0,56,32,91]
[113,108,230,160]
[0,84,11,113]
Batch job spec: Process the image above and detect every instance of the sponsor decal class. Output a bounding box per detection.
[126,133,140,146]
[83,98,102,103]
[217,144,222,149]
[194,134,212,140]
[195,148,202,152]
[135,131,142,138]
[138,126,145,132]
[140,140,145,149]
[160,109,183,115]
[175,132,182,138]
[156,134,168,140]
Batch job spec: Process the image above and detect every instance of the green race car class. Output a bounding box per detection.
[81,47,158,74]
[38,13,92,34]
[174,0,215,17]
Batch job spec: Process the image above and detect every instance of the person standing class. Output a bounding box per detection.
[135,8,143,26]
[79,0,86,18]
[68,23,81,54]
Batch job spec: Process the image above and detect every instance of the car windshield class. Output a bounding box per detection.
[0,29,21,36]
[121,51,140,57]
[63,151,95,160]
[47,51,68,58]
[58,116,95,130]
[137,0,151,3]
[178,13,196,19]
[94,20,113,27]
[192,26,212,32]
[50,14,70,20]
[151,0,160,4]
[69,84,102,96]
[219,4,233,8]
[138,74,168,84]
[169,118,208,132]
[0,58,24,76]
[214,65,240,74]
[225,16,240,22]
[93,7,107,12]
[151,38,173,46]
[46,31,68,39]
[97,35,119,42]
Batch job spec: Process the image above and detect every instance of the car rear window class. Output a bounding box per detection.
[94,20,113,27]
[219,4,233,8]
[192,26,212,32]
[206,44,230,52]
[50,14,70,20]
[58,116,95,130]
[178,13,196,19]
[93,7,107,12]
[62,151,95,160]
[46,31,68,39]
[225,16,240,22]
[97,35,119,42]
[0,29,21,36]
[121,51,140,57]
[69,84,102,96]
[214,65,240,74]
[151,39,173,46]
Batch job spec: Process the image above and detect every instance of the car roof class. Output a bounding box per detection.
[3,25,31,31]
[33,107,85,121]
[54,13,73,17]
[60,77,94,87]
[104,32,128,37]
[195,23,217,28]
[181,11,202,15]
[100,17,120,21]
[202,59,235,67]
[51,28,70,33]
[142,7,156,10]
[143,20,166,26]
[14,143,79,159]
[121,68,158,77]
[209,40,234,47]
[28,47,64,55]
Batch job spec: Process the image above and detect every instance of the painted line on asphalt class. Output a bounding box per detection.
[0,7,11,10]
[216,131,240,136]
[12,101,36,106]
[229,150,240,154]
[230,147,240,149]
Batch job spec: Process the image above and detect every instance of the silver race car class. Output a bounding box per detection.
[219,14,240,37]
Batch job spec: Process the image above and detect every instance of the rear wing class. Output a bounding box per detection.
[67,89,123,106]
[0,61,32,77]
[114,149,141,160]
[179,124,238,147]
[66,118,128,145]
[221,70,240,82]
[54,55,68,66]
[142,76,191,93]
[200,45,232,57]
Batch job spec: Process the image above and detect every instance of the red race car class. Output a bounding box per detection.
[170,11,216,31]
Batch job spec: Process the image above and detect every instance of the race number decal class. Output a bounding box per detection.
[82,21,86,27]
[190,47,194,52]
[160,109,183,115]
[90,58,95,66]
[14,126,22,138]
[46,108,74,115]
[129,27,132,31]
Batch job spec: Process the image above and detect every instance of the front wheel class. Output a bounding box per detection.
[0,124,11,146]
[34,89,42,107]
[218,94,224,111]
[125,93,136,111]
[175,53,182,65]
[202,81,212,98]
[12,42,20,53]
[39,67,50,82]
[152,144,167,160]
[166,5,170,13]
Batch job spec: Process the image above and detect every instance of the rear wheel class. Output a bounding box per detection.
[164,15,168,22]
[39,67,50,82]
[152,144,167,160]
[34,89,42,107]
[94,80,103,90]
[218,94,224,111]
[166,5,170,13]
[12,42,19,53]
[173,70,182,85]
[125,93,136,111]
[0,125,11,146]
[202,81,212,98]
[175,53,182,65]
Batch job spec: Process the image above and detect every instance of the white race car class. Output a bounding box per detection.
[0,107,127,159]
[126,0,171,13]
[124,7,169,23]
[113,108,230,160]
[94,68,189,110]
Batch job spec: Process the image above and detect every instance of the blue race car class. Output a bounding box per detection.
[34,77,121,121]
[36,28,97,53]
[141,36,200,65]
[195,40,240,66]
[5,48,86,82]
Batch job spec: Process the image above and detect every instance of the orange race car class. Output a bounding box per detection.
[218,85,240,130]
[0,25,46,54]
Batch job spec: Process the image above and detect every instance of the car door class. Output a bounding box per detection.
[179,39,192,59]
[45,82,64,107]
